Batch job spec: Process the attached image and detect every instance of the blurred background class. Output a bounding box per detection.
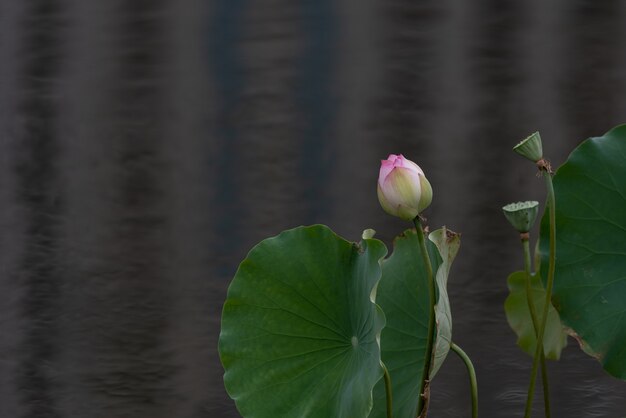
[1,0,626,417]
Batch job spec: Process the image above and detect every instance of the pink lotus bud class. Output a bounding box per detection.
[377,154,432,221]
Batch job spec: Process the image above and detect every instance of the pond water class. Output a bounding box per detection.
[1,1,626,417]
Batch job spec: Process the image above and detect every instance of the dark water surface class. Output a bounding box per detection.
[1,1,626,417]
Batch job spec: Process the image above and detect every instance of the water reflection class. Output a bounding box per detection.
[0,1,625,417]
[14,1,65,417]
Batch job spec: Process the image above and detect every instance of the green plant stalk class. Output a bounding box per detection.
[381,361,394,418]
[450,342,478,418]
[522,238,551,418]
[524,173,556,418]
[414,217,435,417]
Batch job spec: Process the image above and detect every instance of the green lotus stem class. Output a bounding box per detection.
[450,342,478,418]
[381,361,394,418]
[522,237,551,418]
[524,172,556,418]
[413,217,435,417]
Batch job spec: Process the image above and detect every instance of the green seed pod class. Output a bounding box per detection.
[513,132,543,162]
[502,201,540,233]
[361,228,376,239]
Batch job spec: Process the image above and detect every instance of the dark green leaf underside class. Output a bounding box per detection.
[371,228,459,418]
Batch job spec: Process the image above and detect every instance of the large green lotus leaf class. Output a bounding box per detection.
[370,227,459,418]
[539,124,626,379]
[504,271,567,360]
[218,225,388,418]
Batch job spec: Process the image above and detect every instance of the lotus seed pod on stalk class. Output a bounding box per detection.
[502,201,539,233]
[514,132,544,163]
